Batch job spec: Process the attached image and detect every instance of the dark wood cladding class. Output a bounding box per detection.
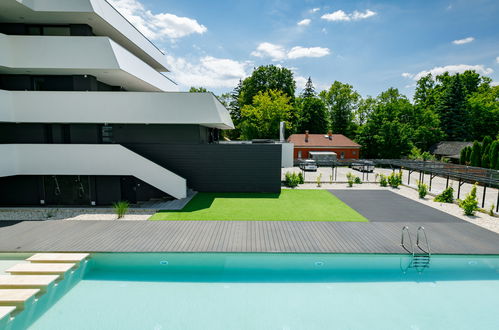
[126,143,282,193]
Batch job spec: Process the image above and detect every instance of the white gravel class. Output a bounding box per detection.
[0,208,153,221]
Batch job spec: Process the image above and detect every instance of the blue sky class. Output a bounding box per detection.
[109,0,499,98]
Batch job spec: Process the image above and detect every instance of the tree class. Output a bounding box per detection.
[436,73,469,140]
[468,86,499,140]
[239,65,296,106]
[490,141,499,170]
[240,90,294,140]
[459,147,467,165]
[224,80,243,140]
[297,97,328,134]
[355,96,375,126]
[320,81,360,136]
[301,77,316,98]
[470,141,482,167]
[189,87,208,93]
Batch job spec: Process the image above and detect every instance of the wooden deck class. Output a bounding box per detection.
[0,220,498,254]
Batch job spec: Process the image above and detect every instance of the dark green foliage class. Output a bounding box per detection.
[436,73,469,140]
[301,77,316,98]
[434,186,454,203]
[320,81,360,136]
[459,184,479,216]
[240,65,296,106]
[189,87,208,93]
[224,80,243,140]
[459,147,467,165]
[297,97,329,134]
[297,172,304,184]
[284,172,301,188]
[470,141,482,167]
[354,176,362,184]
[481,144,491,168]
[490,141,499,169]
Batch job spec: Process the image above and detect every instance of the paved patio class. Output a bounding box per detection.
[0,220,498,254]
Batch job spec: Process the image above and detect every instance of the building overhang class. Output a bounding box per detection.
[0,90,235,130]
[0,0,169,72]
[0,34,177,92]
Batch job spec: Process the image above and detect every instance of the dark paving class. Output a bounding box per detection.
[330,190,462,223]
[0,220,498,254]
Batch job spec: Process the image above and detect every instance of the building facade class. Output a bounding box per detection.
[288,132,361,161]
[0,0,281,206]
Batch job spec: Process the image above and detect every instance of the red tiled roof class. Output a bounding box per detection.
[287,134,360,148]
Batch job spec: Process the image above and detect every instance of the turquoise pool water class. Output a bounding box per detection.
[17,254,499,330]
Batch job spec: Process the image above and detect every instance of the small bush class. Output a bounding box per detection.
[459,184,479,216]
[346,172,355,187]
[316,173,322,187]
[489,204,495,216]
[284,172,300,188]
[297,172,304,184]
[388,172,402,188]
[434,186,454,203]
[113,201,130,219]
[417,180,428,199]
[354,176,362,184]
[379,174,388,187]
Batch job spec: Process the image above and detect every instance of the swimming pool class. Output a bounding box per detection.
[10,253,499,330]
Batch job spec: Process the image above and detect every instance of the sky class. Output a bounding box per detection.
[108,0,499,98]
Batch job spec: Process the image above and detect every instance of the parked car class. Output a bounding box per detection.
[351,161,375,173]
[299,159,318,171]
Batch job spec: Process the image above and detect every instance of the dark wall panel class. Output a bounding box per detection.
[0,124,46,143]
[125,144,282,193]
[0,176,40,205]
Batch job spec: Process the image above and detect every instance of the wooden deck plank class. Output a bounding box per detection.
[0,220,498,254]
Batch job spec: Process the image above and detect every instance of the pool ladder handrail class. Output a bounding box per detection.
[400,226,414,256]
[416,226,431,256]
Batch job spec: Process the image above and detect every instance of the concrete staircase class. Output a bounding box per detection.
[138,188,197,210]
[0,253,89,326]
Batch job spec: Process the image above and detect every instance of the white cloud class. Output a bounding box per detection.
[287,46,330,59]
[165,55,250,88]
[295,76,309,90]
[402,64,494,81]
[251,42,287,61]
[496,56,499,64]
[452,37,474,45]
[491,81,499,86]
[251,43,330,61]
[310,8,320,13]
[321,9,376,22]
[108,0,207,40]
[297,19,311,26]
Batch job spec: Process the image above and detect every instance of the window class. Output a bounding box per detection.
[43,26,70,36]
[353,151,356,155]
[298,151,302,158]
[341,152,345,159]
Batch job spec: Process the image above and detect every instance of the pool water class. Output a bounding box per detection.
[20,254,499,330]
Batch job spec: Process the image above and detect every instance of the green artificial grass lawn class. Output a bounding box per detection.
[149,189,367,222]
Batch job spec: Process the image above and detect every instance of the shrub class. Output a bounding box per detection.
[489,204,495,216]
[113,201,130,219]
[388,172,402,188]
[434,186,454,203]
[297,172,304,184]
[379,174,388,187]
[316,173,322,187]
[354,176,362,184]
[346,172,355,187]
[417,180,428,199]
[284,172,300,188]
[459,184,478,216]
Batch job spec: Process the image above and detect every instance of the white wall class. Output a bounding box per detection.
[0,90,234,129]
[0,144,187,199]
[281,143,294,168]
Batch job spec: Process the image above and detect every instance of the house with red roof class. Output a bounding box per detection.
[287,131,361,160]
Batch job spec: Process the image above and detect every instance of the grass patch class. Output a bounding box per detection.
[149,190,367,222]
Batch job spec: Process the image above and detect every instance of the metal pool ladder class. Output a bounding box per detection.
[401,226,431,273]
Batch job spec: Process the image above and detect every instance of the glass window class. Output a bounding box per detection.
[43,26,70,36]
[353,151,356,155]
[27,26,42,35]
[341,152,345,159]
[298,151,302,158]
[101,126,114,143]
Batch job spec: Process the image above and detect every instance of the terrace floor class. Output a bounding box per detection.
[0,220,498,254]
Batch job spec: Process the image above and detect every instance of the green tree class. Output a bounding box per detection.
[224,80,243,140]
[240,90,294,140]
[320,81,360,136]
[490,141,499,170]
[297,97,328,134]
[459,147,467,165]
[301,77,316,98]
[470,141,482,167]
[189,87,208,93]
[436,73,469,140]
[356,96,376,126]
[239,65,296,106]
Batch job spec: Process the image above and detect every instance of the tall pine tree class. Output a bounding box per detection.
[436,73,469,140]
[301,77,316,98]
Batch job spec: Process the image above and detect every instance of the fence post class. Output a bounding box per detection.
[482,185,487,208]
